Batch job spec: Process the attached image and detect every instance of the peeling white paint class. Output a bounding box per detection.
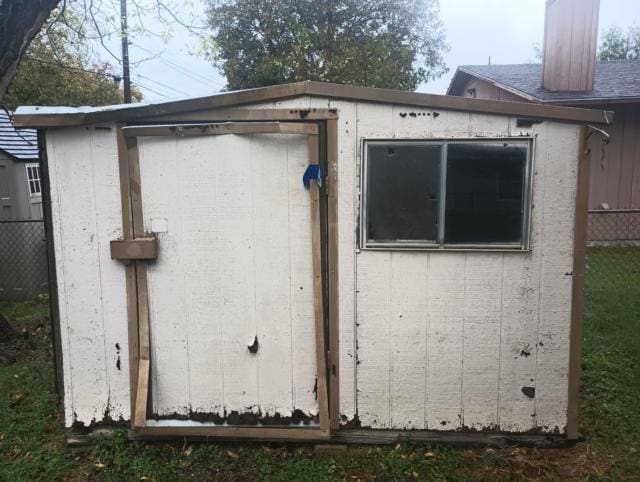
[47,97,580,434]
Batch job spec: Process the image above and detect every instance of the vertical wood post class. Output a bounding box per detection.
[567,126,591,439]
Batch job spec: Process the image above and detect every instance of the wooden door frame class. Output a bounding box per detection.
[112,109,340,440]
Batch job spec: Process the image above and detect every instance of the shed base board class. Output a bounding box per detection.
[65,426,578,448]
[125,429,576,448]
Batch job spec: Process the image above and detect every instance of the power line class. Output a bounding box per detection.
[130,77,171,100]
[136,73,191,97]
[132,43,222,89]
[23,56,122,82]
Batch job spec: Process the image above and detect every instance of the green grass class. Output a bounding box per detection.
[1,248,639,481]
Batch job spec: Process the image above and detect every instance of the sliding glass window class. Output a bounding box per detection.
[362,139,532,250]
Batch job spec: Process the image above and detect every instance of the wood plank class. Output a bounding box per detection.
[618,106,637,209]
[143,107,338,122]
[89,126,132,422]
[14,81,613,128]
[426,253,466,430]
[535,122,580,432]
[133,358,150,428]
[216,135,260,417]
[354,103,394,428]
[46,128,110,425]
[176,136,224,415]
[461,254,503,430]
[136,136,191,417]
[498,121,547,432]
[116,126,139,424]
[251,133,296,418]
[309,134,330,433]
[38,131,65,408]
[566,126,590,439]
[328,100,357,425]
[122,122,318,138]
[132,425,329,440]
[326,117,340,431]
[389,252,428,429]
[110,238,157,260]
[286,132,318,417]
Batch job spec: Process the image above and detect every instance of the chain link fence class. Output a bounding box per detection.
[0,220,48,301]
[586,209,640,290]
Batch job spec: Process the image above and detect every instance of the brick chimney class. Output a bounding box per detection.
[541,0,600,91]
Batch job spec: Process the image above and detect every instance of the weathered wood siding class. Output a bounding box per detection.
[460,78,526,103]
[542,0,599,92]
[350,106,578,433]
[47,97,580,434]
[137,132,318,420]
[46,126,130,426]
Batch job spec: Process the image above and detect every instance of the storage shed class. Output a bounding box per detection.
[14,81,612,445]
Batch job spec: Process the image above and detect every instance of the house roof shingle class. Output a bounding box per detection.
[447,60,640,104]
[0,110,38,161]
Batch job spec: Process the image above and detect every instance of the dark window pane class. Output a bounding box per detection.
[367,144,441,242]
[445,143,526,244]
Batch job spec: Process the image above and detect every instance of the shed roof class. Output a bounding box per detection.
[0,110,38,161]
[14,80,613,127]
[447,61,640,105]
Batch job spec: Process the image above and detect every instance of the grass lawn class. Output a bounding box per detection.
[1,248,638,481]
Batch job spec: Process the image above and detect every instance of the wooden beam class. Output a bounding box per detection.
[126,134,153,429]
[142,107,338,123]
[133,359,150,428]
[110,238,157,260]
[326,119,340,431]
[331,429,574,448]
[38,130,65,406]
[125,119,334,438]
[308,133,331,435]
[14,81,613,127]
[130,426,329,441]
[122,122,318,138]
[116,126,140,425]
[566,126,591,440]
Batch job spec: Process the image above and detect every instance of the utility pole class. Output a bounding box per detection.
[120,0,132,103]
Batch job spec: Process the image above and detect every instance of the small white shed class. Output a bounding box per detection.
[15,82,611,445]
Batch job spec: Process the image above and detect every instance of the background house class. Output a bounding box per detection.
[0,109,42,221]
[447,0,639,243]
[0,109,47,300]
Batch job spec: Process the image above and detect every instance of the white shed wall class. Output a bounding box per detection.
[47,96,579,433]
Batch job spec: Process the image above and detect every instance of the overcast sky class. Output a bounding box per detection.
[110,0,640,103]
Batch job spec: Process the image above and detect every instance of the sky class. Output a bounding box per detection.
[99,0,640,103]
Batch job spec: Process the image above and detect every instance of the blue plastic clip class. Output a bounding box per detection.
[303,164,323,189]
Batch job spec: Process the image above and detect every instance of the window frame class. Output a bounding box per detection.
[25,162,42,197]
[360,137,535,252]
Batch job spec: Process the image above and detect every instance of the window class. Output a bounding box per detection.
[362,139,531,250]
[25,163,42,196]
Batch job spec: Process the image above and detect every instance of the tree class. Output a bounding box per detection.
[0,0,61,101]
[598,25,640,61]
[0,0,209,105]
[3,15,126,110]
[205,0,448,91]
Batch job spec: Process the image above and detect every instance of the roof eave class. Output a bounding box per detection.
[14,80,613,127]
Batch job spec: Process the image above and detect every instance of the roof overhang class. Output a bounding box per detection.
[14,80,613,127]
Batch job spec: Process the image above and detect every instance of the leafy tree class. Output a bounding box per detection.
[598,25,640,61]
[205,0,448,91]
